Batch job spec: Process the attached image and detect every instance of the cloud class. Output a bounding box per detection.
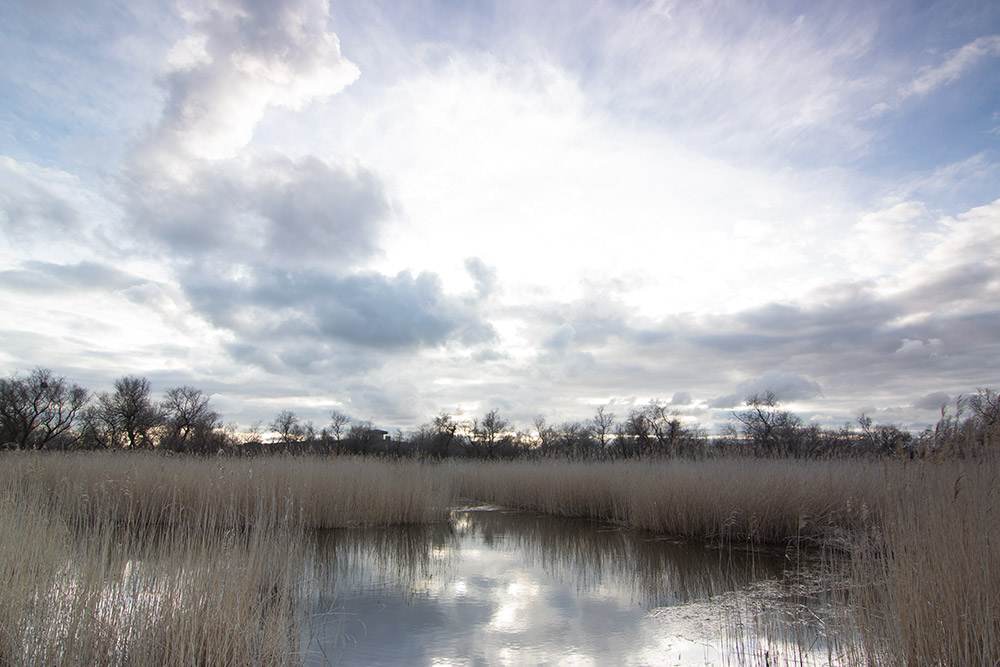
[706,372,822,410]
[5,0,1000,433]
[112,0,445,382]
[465,257,499,298]
[584,1,885,157]
[912,198,1000,275]
[894,338,943,359]
[127,152,390,266]
[904,35,1000,98]
[669,391,692,406]
[737,370,824,402]
[150,0,359,162]
[0,261,149,294]
[845,201,932,275]
[0,158,117,252]
[913,391,951,411]
[541,324,576,352]
[183,264,490,354]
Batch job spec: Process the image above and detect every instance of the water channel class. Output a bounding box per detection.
[298,508,853,666]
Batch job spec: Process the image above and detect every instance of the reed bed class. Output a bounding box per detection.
[0,485,306,666]
[450,458,883,545]
[0,452,455,666]
[4,451,997,665]
[847,458,1000,666]
[2,451,454,530]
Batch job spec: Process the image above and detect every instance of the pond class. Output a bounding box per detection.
[298,508,854,666]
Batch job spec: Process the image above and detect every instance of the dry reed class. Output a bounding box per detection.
[4,451,996,665]
[847,458,1000,666]
[0,485,306,665]
[0,452,455,666]
[2,451,454,530]
[449,458,882,545]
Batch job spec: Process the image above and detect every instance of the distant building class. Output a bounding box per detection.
[368,429,391,442]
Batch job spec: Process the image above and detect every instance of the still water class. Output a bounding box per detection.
[299,508,851,666]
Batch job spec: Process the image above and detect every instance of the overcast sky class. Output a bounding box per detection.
[2,0,999,434]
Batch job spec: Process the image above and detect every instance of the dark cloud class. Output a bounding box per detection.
[737,370,823,401]
[707,371,822,410]
[314,271,475,348]
[460,321,499,346]
[111,0,405,385]
[478,244,999,428]
[257,156,391,263]
[897,262,998,309]
[670,391,692,406]
[127,153,390,266]
[183,264,490,366]
[708,394,741,409]
[913,391,951,411]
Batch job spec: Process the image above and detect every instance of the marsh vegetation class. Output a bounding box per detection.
[2,369,998,664]
[2,450,998,665]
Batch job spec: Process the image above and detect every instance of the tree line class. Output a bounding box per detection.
[1,367,997,459]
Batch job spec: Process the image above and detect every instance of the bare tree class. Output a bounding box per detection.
[90,375,162,449]
[0,368,87,449]
[270,410,304,445]
[970,388,1000,427]
[430,411,459,458]
[329,410,351,450]
[161,386,221,453]
[856,412,913,456]
[469,409,511,458]
[344,420,379,455]
[970,388,1000,454]
[592,405,615,450]
[734,391,801,456]
[623,408,652,456]
[533,415,558,454]
[559,420,595,458]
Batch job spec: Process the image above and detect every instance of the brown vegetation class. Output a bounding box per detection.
[1,387,998,665]
[847,458,1000,666]
[0,453,453,666]
[450,458,882,544]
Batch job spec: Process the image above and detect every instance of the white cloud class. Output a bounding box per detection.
[149,0,359,164]
[588,1,883,155]
[888,198,1000,314]
[0,157,125,266]
[904,35,1000,98]
[4,0,1000,432]
[318,53,858,320]
[845,200,932,276]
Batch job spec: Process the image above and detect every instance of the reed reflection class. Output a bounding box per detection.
[452,509,789,608]
[299,509,840,666]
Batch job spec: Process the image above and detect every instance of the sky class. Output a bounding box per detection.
[2,0,999,435]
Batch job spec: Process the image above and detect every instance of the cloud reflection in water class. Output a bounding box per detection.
[299,509,847,666]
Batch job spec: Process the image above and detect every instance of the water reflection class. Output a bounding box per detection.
[300,509,848,666]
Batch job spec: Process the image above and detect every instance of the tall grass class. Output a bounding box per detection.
[2,452,454,530]
[4,451,997,665]
[0,452,455,666]
[450,458,882,545]
[847,458,1000,666]
[0,484,306,665]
